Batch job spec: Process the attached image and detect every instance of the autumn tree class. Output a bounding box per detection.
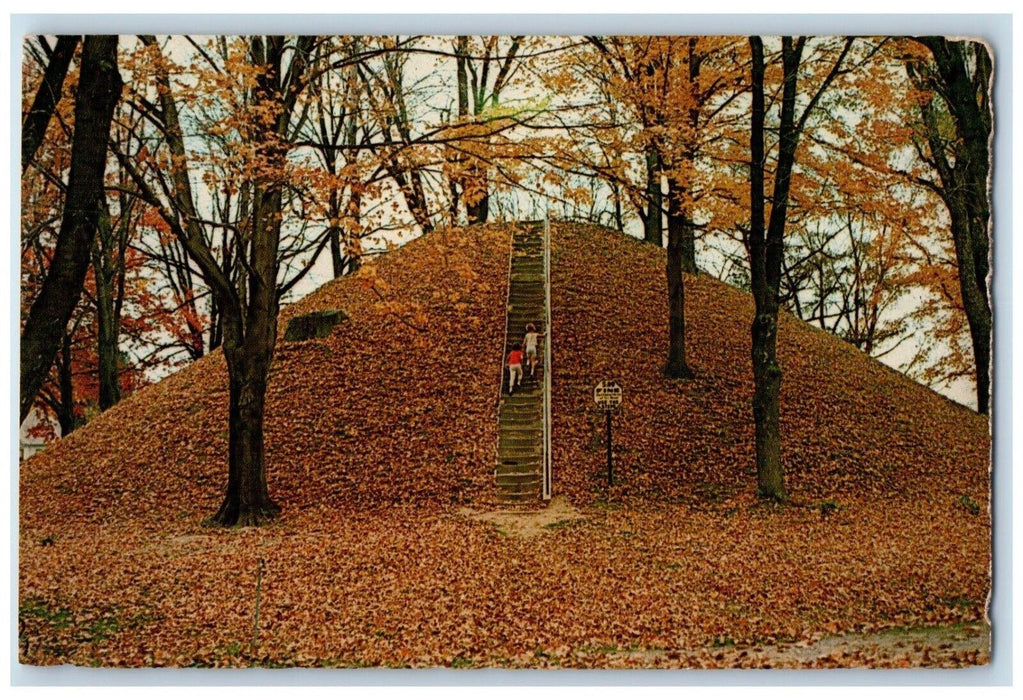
[901,37,992,414]
[123,35,322,525]
[449,35,525,224]
[747,36,852,501]
[566,37,739,378]
[305,37,371,278]
[581,37,666,246]
[21,35,79,174]
[755,37,979,406]
[20,35,123,423]
[356,37,439,235]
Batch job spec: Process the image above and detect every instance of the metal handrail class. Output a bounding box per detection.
[495,225,515,480]
[542,212,552,500]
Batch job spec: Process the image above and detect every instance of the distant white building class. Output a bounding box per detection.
[18,411,58,461]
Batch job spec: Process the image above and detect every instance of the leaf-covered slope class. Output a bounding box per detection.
[20,222,989,532]
[549,222,989,506]
[20,224,512,530]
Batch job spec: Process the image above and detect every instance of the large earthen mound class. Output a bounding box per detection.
[21,222,989,526]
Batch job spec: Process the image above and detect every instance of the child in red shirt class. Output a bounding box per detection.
[507,343,524,394]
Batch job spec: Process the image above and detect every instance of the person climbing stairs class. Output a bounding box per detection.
[495,223,547,503]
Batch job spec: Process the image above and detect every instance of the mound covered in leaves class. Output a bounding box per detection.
[19,223,990,669]
[549,223,990,505]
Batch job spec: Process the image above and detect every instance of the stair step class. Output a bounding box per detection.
[498,432,542,443]
[500,422,541,432]
[496,475,540,484]
[495,475,541,486]
[497,455,541,466]
[496,471,541,481]
[496,492,542,503]
[496,476,541,488]
[499,422,541,431]
[499,445,542,457]
[499,418,541,427]
[499,426,542,436]
[501,394,541,404]
[500,409,541,418]
[497,223,548,502]
[499,443,541,454]
[496,462,541,474]
[499,441,541,451]
[501,431,544,442]
[501,397,541,404]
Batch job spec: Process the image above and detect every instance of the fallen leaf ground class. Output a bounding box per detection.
[19,223,991,669]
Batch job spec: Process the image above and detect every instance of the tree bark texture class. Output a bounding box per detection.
[211,184,284,526]
[22,35,80,173]
[20,35,122,423]
[667,176,698,274]
[55,329,78,437]
[214,341,279,526]
[465,162,490,225]
[747,36,803,503]
[93,201,122,411]
[209,36,315,526]
[914,37,992,414]
[665,198,694,379]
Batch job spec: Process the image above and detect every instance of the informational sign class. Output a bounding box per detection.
[593,380,623,486]
[593,380,623,411]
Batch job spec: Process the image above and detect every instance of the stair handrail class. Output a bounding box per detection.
[542,213,552,500]
[498,227,515,404]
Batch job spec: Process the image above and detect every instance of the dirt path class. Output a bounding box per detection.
[612,622,991,668]
[459,494,585,537]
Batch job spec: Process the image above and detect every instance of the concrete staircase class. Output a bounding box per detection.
[495,224,546,503]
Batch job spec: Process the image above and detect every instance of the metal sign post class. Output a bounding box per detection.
[605,409,613,485]
[593,380,623,485]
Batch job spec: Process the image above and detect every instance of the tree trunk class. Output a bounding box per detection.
[22,35,80,173]
[913,38,992,414]
[93,203,121,410]
[465,161,489,225]
[751,311,784,497]
[946,191,991,413]
[665,197,694,380]
[210,36,309,525]
[329,226,344,278]
[681,214,697,274]
[55,329,77,437]
[611,180,624,232]
[643,148,662,245]
[211,179,284,526]
[747,36,792,503]
[20,35,122,423]
[327,186,345,279]
[214,340,279,526]
[667,175,698,273]
[212,173,286,525]
[93,256,121,410]
[209,297,223,352]
[681,37,701,275]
